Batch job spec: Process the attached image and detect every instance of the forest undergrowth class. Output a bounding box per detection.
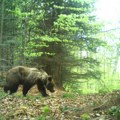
[0,87,120,120]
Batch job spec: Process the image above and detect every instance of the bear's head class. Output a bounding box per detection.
[46,76,55,93]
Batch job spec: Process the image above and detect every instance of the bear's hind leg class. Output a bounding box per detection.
[9,84,19,94]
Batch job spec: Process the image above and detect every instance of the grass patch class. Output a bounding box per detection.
[0,115,6,120]
[61,92,77,98]
[0,88,7,99]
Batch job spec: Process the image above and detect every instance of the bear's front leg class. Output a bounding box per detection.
[23,83,32,96]
[37,83,49,97]
[41,90,49,97]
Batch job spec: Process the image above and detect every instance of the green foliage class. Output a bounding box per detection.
[108,106,120,119]
[54,14,79,33]
[63,81,83,93]
[0,89,7,98]
[63,78,120,94]
[0,0,107,88]
[61,93,77,98]
[36,114,54,120]
[81,113,90,120]
[0,115,5,120]
[98,87,110,94]
[41,106,50,114]
[36,115,46,120]
[36,106,53,120]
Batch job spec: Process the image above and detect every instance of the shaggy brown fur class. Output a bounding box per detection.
[4,66,55,97]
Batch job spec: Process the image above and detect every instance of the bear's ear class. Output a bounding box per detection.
[48,76,52,81]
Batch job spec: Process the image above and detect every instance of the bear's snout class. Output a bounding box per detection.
[46,83,55,93]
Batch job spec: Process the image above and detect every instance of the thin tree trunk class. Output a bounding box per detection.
[0,0,4,61]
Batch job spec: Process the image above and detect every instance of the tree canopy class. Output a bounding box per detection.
[0,0,106,87]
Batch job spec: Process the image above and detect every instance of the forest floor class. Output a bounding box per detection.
[0,87,120,120]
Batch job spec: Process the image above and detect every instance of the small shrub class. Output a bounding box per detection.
[41,106,50,113]
[81,113,90,120]
[108,106,120,120]
[0,89,7,98]
[36,106,53,120]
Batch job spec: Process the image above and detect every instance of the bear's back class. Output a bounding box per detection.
[6,66,48,83]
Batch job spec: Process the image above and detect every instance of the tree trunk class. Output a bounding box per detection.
[0,0,4,61]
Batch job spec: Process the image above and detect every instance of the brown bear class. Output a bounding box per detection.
[4,66,55,97]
